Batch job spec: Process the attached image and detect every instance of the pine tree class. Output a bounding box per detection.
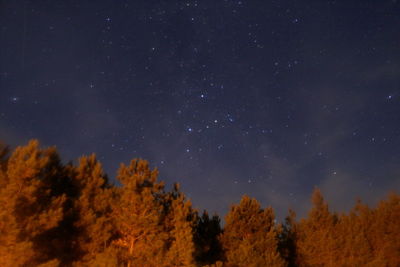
[71,154,115,266]
[370,193,400,267]
[112,159,167,267]
[0,140,65,266]
[195,211,223,265]
[296,188,337,266]
[164,183,197,267]
[220,195,286,267]
[280,209,298,267]
[335,202,373,266]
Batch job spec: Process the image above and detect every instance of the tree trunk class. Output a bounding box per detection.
[127,239,134,267]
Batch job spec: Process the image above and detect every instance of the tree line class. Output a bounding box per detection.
[0,140,398,266]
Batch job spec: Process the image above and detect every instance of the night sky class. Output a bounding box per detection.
[1,0,399,219]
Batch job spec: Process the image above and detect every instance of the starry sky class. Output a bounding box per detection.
[1,0,400,219]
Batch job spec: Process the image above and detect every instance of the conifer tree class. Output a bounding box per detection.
[335,202,373,266]
[71,154,115,266]
[164,183,197,267]
[296,188,337,266]
[280,209,298,267]
[220,195,286,267]
[112,159,167,267]
[370,193,400,267]
[195,211,223,265]
[0,140,65,266]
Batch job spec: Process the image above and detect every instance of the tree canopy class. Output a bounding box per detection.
[0,140,398,266]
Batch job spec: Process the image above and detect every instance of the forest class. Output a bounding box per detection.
[0,140,399,267]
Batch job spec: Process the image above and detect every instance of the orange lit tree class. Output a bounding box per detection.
[220,195,286,267]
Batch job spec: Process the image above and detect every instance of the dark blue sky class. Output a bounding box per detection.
[1,0,399,219]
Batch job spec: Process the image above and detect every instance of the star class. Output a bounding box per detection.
[1,0,399,238]
[10,96,19,103]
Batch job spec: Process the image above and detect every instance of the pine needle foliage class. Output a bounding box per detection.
[0,140,398,266]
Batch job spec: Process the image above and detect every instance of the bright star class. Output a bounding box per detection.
[10,96,19,103]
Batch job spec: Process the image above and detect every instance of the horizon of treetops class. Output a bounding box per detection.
[0,140,398,266]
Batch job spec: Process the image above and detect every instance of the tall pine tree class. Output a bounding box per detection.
[195,211,223,265]
[112,159,167,266]
[71,154,115,266]
[0,140,65,266]
[220,195,286,267]
[296,188,337,266]
[164,183,197,267]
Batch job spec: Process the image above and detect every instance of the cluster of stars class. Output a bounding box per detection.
[1,0,399,219]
